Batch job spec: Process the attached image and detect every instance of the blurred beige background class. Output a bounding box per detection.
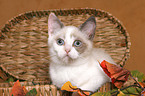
[0,0,145,74]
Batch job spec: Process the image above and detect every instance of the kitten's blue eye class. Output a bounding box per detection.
[74,40,82,47]
[57,38,64,45]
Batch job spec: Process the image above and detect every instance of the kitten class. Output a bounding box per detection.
[48,13,115,92]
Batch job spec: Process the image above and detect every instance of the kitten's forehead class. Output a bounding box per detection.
[63,26,79,35]
[63,26,78,45]
[58,26,80,42]
[65,27,75,38]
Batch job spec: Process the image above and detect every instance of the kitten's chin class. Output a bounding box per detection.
[61,55,74,64]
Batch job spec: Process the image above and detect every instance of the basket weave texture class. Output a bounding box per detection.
[0,8,130,92]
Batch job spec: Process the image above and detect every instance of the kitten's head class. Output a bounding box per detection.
[48,13,96,64]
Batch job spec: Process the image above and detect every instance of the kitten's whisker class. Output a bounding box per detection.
[78,56,85,60]
[49,54,57,57]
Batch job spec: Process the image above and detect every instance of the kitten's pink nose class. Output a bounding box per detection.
[65,49,70,54]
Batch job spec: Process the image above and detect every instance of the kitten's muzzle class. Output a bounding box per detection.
[65,49,70,54]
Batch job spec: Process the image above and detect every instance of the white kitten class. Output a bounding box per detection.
[48,13,115,92]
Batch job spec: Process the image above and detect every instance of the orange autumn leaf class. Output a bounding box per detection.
[100,60,130,88]
[22,86,28,95]
[61,81,91,96]
[61,81,78,91]
[139,82,145,88]
[139,82,145,96]
[10,80,28,96]
[141,89,145,96]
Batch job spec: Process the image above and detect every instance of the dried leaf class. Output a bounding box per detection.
[123,77,137,87]
[100,60,130,88]
[61,81,91,96]
[10,80,28,96]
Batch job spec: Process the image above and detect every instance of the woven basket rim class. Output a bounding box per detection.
[0,8,131,81]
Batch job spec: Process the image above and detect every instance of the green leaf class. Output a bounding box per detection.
[121,87,142,95]
[143,75,145,81]
[5,77,14,83]
[91,92,111,96]
[131,70,144,82]
[117,91,126,96]
[26,88,37,96]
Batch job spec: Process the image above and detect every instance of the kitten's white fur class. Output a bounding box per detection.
[48,13,116,92]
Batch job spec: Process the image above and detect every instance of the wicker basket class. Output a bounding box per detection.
[0,8,130,95]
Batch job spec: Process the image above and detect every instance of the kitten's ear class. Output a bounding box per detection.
[48,13,64,36]
[79,16,96,40]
